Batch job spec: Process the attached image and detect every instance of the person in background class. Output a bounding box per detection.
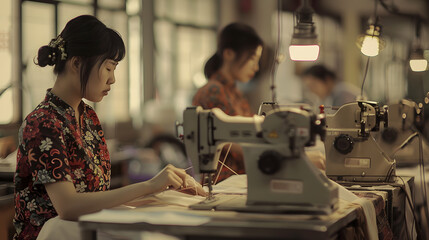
[14,15,205,240]
[192,23,263,183]
[301,64,360,110]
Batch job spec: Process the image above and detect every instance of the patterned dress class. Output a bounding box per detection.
[192,72,252,183]
[13,90,111,240]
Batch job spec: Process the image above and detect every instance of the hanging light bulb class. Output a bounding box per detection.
[409,48,427,72]
[289,0,319,61]
[356,23,385,57]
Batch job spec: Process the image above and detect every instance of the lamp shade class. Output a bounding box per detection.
[289,45,320,61]
[289,21,319,61]
[410,59,428,72]
[409,48,427,72]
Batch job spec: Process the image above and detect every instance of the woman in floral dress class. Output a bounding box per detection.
[14,15,205,240]
[192,23,264,183]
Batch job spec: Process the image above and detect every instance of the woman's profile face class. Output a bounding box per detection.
[84,59,118,102]
[232,45,263,83]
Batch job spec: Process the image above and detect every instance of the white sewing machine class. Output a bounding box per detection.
[374,99,428,166]
[182,106,338,214]
[325,101,396,182]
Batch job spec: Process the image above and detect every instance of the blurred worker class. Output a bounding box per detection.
[192,23,264,183]
[14,15,205,240]
[301,64,360,110]
[192,24,326,183]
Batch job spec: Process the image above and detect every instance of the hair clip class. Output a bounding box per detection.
[48,35,68,61]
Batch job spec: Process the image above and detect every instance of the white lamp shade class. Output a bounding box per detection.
[361,36,380,57]
[409,59,428,72]
[289,45,320,61]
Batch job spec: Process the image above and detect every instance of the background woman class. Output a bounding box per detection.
[192,23,264,183]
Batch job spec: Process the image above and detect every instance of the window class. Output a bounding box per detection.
[0,0,14,124]
[153,0,218,122]
[22,1,56,117]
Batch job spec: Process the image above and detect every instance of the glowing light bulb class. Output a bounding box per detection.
[289,45,320,61]
[409,59,428,72]
[356,23,384,57]
[361,36,380,57]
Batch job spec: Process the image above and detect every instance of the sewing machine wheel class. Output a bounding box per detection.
[257,150,283,175]
[381,127,398,144]
[334,134,354,154]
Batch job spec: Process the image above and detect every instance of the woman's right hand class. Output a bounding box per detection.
[148,164,189,193]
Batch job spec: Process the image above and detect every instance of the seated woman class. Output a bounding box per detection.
[192,23,326,184]
[192,23,263,183]
[13,15,205,240]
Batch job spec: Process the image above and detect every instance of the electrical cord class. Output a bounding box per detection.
[359,0,379,98]
[384,162,395,182]
[361,57,371,99]
[398,175,424,240]
[392,132,419,156]
[416,131,429,226]
[269,0,283,104]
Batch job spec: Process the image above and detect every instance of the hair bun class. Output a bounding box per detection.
[37,45,59,67]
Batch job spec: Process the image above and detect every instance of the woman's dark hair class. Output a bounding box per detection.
[37,15,126,95]
[302,65,337,83]
[204,23,263,79]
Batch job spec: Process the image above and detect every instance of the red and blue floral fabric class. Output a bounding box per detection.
[13,90,111,240]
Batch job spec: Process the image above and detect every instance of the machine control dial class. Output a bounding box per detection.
[258,151,283,175]
[334,134,354,155]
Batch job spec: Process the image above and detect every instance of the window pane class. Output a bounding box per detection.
[175,27,216,114]
[156,0,217,27]
[154,20,174,102]
[98,0,124,9]
[128,15,143,124]
[0,0,13,124]
[22,2,55,117]
[57,0,92,4]
[154,0,168,18]
[96,10,129,125]
[195,0,217,27]
[58,4,93,33]
[126,0,140,15]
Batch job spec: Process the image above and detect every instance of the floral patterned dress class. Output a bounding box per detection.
[192,72,253,183]
[13,90,111,240]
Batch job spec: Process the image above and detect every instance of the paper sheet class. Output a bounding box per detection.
[212,174,247,195]
[117,190,206,209]
[79,209,210,226]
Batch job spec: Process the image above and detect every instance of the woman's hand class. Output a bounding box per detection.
[177,176,207,197]
[147,164,188,191]
[148,164,207,197]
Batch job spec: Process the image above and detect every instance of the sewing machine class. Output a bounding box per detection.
[258,102,313,116]
[374,99,428,166]
[182,106,338,214]
[325,101,396,182]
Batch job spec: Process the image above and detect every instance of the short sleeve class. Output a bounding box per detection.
[192,82,236,115]
[20,118,72,185]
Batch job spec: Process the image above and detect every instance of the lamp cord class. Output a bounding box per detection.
[270,0,283,103]
[361,57,371,98]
